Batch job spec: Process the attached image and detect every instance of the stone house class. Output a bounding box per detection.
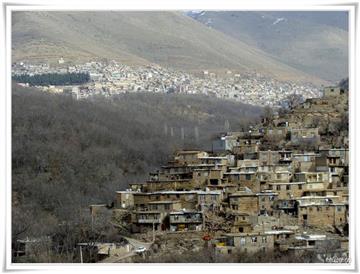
[132,211,168,232]
[174,150,209,165]
[216,232,275,255]
[169,211,203,232]
[297,197,347,227]
[115,191,134,209]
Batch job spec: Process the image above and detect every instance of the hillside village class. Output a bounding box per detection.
[12,60,321,108]
[68,85,349,263]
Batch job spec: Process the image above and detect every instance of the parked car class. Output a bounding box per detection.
[134,246,147,253]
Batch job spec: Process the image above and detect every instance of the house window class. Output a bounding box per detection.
[245,174,251,180]
[240,237,246,245]
[262,236,267,243]
[276,185,281,191]
[286,185,290,190]
[251,237,257,243]
[298,184,302,190]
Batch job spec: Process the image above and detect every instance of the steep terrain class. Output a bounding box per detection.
[12,11,326,84]
[187,11,348,83]
[12,85,262,262]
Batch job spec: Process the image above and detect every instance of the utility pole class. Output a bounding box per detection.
[79,246,83,263]
[194,126,199,143]
[152,221,155,243]
[201,203,205,230]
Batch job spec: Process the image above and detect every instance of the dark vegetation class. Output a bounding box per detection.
[12,84,261,262]
[134,247,319,263]
[12,72,90,86]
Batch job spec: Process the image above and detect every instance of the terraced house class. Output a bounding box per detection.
[93,85,349,258]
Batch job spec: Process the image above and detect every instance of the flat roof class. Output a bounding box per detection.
[147,179,191,183]
[176,150,204,154]
[147,200,181,204]
[169,210,202,215]
[264,230,294,235]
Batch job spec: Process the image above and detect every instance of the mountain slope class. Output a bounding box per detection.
[12,85,262,262]
[12,11,326,84]
[187,11,348,83]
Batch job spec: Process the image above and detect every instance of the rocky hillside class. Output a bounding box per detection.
[12,11,326,84]
[187,11,348,83]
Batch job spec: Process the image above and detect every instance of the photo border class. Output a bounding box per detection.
[1,0,358,272]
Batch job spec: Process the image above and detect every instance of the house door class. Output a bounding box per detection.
[303,214,308,226]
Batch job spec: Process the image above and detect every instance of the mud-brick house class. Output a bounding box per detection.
[199,156,228,168]
[146,200,182,212]
[232,142,259,160]
[197,190,223,211]
[273,168,292,184]
[297,196,347,228]
[174,150,209,165]
[215,232,275,255]
[264,127,288,142]
[229,189,258,215]
[269,182,305,199]
[257,165,275,191]
[229,189,278,216]
[323,86,346,97]
[266,230,295,252]
[115,191,134,209]
[230,213,258,233]
[156,170,193,181]
[205,168,226,187]
[158,164,192,177]
[146,178,195,192]
[319,148,349,170]
[192,168,212,186]
[212,135,239,153]
[293,172,330,191]
[290,128,320,146]
[89,204,108,217]
[169,210,203,232]
[135,191,199,210]
[128,182,147,192]
[288,234,343,259]
[15,237,52,258]
[272,199,298,215]
[293,152,317,172]
[259,150,281,165]
[132,211,168,232]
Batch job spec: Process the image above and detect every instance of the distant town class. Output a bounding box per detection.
[12,59,322,108]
